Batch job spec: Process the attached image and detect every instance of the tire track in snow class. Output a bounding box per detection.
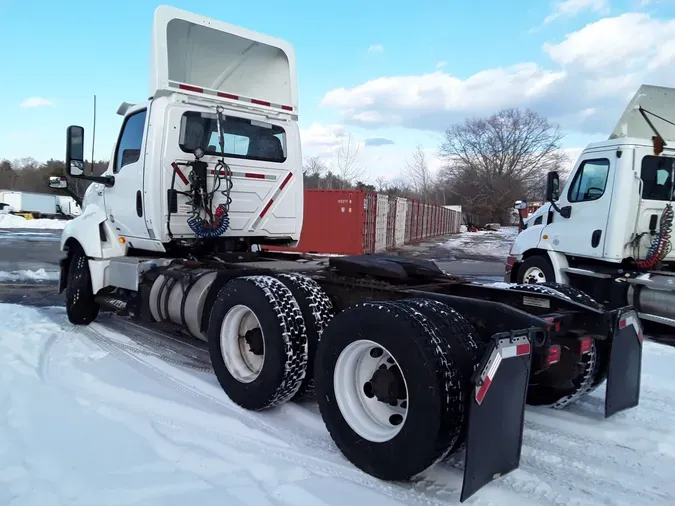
[38,309,675,506]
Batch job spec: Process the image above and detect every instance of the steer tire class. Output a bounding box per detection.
[276,273,335,401]
[207,275,309,411]
[398,298,483,455]
[517,255,555,284]
[315,300,463,481]
[65,249,100,325]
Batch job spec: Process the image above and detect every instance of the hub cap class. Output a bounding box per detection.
[334,340,409,442]
[220,304,265,383]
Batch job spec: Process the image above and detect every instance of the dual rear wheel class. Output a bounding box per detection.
[208,276,483,480]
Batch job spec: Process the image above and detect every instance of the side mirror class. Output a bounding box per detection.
[66,125,86,177]
[49,176,68,189]
[545,171,560,202]
[514,200,528,210]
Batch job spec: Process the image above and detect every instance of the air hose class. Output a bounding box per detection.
[636,203,674,269]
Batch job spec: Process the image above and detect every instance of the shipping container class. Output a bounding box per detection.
[264,189,463,256]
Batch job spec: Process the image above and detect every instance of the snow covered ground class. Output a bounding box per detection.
[0,214,67,230]
[0,268,59,283]
[1,302,674,506]
[441,227,519,260]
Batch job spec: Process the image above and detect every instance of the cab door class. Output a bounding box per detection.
[540,152,615,259]
[103,106,151,240]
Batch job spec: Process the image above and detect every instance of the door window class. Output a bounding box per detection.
[568,159,610,202]
[114,110,147,173]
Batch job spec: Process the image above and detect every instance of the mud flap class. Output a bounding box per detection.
[605,309,643,418]
[460,330,533,502]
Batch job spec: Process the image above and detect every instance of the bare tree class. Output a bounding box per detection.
[332,133,365,189]
[403,144,434,201]
[303,156,328,189]
[439,108,567,224]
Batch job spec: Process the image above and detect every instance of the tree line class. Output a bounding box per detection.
[1,107,571,225]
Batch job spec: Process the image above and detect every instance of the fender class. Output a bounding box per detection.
[545,250,570,284]
[60,203,127,259]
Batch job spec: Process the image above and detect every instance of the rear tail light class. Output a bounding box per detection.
[579,337,592,355]
[546,345,561,366]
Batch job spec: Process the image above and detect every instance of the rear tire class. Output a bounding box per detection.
[207,275,309,411]
[275,273,335,401]
[65,249,100,325]
[397,298,482,454]
[315,300,463,481]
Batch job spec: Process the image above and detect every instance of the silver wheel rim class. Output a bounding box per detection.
[220,304,265,383]
[523,266,547,284]
[334,339,409,443]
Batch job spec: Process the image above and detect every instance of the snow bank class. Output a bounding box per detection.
[442,226,519,259]
[0,268,59,282]
[0,213,67,230]
[1,302,674,505]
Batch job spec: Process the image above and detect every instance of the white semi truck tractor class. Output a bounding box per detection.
[507,85,675,336]
[50,5,644,502]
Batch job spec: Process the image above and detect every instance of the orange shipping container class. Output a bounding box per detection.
[265,189,375,256]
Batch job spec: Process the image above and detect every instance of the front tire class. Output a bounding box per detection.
[315,300,463,481]
[517,255,554,284]
[65,250,100,325]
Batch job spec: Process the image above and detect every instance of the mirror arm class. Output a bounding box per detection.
[548,199,570,218]
[74,175,115,187]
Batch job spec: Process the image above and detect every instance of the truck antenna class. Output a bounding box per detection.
[91,94,97,175]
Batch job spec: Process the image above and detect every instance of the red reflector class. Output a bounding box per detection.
[475,376,492,404]
[251,98,271,107]
[281,105,293,111]
[546,345,561,366]
[619,318,627,329]
[245,173,266,179]
[580,337,592,355]
[217,92,239,100]
[171,162,189,186]
[179,84,204,93]
[279,172,293,190]
[516,343,531,356]
[259,199,274,218]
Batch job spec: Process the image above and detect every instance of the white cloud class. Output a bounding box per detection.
[299,122,444,181]
[20,97,53,108]
[544,0,609,24]
[436,61,448,69]
[320,13,675,137]
[368,44,384,53]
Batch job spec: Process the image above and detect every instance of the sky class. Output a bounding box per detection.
[1,0,675,184]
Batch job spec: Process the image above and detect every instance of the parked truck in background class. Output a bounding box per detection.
[0,190,81,219]
[507,85,675,335]
[48,5,644,502]
[0,190,57,218]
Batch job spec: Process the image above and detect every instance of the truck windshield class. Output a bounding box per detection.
[179,111,287,163]
[641,155,675,201]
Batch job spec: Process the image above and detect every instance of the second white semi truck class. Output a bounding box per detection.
[507,84,675,336]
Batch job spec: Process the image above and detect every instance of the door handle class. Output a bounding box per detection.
[136,190,143,217]
[591,229,602,248]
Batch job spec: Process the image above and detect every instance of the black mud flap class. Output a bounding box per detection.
[605,308,643,418]
[460,330,533,502]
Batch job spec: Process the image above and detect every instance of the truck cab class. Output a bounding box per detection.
[507,84,675,330]
[53,5,303,263]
